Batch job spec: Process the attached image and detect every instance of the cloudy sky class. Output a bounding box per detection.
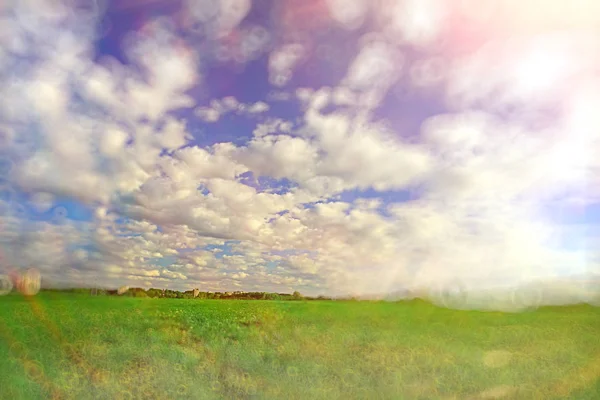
[0,0,599,297]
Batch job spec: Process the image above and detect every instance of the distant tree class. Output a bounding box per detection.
[146,288,163,298]
[292,291,304,300]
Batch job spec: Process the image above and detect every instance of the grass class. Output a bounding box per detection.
[0,293,599,399]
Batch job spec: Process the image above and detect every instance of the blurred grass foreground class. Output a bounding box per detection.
[1,292,599,399]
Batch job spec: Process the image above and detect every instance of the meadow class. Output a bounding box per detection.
[0,293,599,399]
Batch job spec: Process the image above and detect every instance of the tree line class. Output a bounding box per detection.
[42,287,335,301]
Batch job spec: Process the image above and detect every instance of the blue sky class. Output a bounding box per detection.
[1,0,599,303]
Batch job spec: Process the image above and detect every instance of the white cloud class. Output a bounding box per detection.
[268,43,305,87]
[384,0,448,47]
[231,272,248,280]
[340,37,403,111]
[167,144,248,181]
[326,0,369,30]
[156,118,192,151]
[28,192,55,213]
[246,101,270,114]
[445,31,600,112]
[332,86,358,106]
[304,108,432,192]
[195,107,221,123]
[195,97,271,122]
[344,39,400,92]
[186,0,251,38]
[161,269,188,280]
[234,134,318,182]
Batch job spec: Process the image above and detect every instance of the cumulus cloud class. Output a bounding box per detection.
[384,0,449,47]
[185,0,252,38]
[195,97,271,122]
[341,38,402,110]
[0,1,598,307]
[326,0,369,30]
[268,43,305,87]
[303,108,432,193]
[246,101,270,114]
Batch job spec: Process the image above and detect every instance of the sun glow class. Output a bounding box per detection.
[513,43,570,95]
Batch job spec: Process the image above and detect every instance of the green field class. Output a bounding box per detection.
[1,293,599,400]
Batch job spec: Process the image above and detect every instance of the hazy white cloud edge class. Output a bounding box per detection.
[0,0,599,310]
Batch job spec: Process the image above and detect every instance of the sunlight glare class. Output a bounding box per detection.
[514,44,569,95]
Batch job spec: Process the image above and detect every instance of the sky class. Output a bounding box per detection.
[0,0,600,300]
